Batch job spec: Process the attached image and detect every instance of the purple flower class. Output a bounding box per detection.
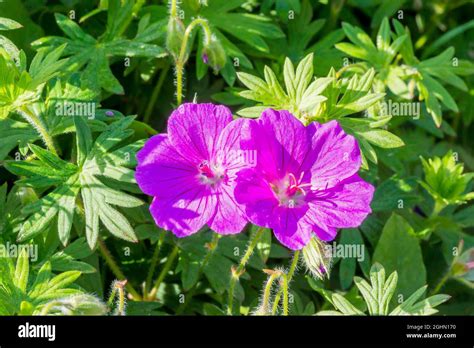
[135,103,249,237]
[234,109,374,250]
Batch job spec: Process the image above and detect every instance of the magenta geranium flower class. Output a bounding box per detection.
[234,109,374,250]
[135,103,249,237]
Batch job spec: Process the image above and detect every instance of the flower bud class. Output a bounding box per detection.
[301,236,332,280]
[452,247,474,281]
[166,16,185,60]
[202,36,226,73]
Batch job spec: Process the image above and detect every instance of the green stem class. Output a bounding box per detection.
[261,272,280,315]
[18,107,58,156]
[116,283,126,315]
[272,250,300,315]
[176,234,221,314]
[175,18,212,105]
[107,288,117,307]
[143,63,170,123]
[144,232,166,298]
[431,270,452,295]
[432,200,447,217]
[430,240,463,296]
[170,0,178,18]
[227,227,265,315]
[148,245,180,300]
[281,274,289,316]
[98,239,142,300]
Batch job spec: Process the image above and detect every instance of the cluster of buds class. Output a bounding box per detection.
[166,14,226,73]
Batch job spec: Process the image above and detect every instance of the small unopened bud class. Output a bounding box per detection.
[453,247,474,280]
[166,16,185,60]
[202,36,226,73]
[302,236,332,280]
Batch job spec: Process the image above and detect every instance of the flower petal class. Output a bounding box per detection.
[247,109,311,180]
[312,224,338,242]
[167,103,233,162]
[149,187,217,237]
[208,185,248,234]
[234,168,278,228]
[214,118,252,173]
[307,174,374,229]
[135,134,197,197]
[272,205,312,250]
[306,120,362,190]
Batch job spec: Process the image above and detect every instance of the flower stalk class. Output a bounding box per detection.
[174,18,212,105]
[148,244,180,300]
[144,231,166,298]
[98,239,142,300]
[227,227,265,315]
[272,250,300,315]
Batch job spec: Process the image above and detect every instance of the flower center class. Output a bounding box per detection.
[198,160,226,187]
[271,172,312,208]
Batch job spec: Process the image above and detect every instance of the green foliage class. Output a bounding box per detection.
[4,116,143,249]
[420,151,474,211]
[372,214,426,298]
[317,263,450,316]
[236,53,404,167]
[0,248,83,315]
[0,0,473,317]
[32,1,166,94]
[336,18,474,127]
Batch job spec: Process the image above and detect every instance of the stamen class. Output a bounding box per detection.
[198,160,214,178]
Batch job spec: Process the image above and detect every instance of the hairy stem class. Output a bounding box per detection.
[148,245,180,300]
[170,0,178,17]
[261,272,280,314]
[98,239,142,300]
[281,274,289,316]
[272,250,300,315]
[175,18,212,105]
[18,107,58,156]
[116,282,126,316]
[227,227,265,315]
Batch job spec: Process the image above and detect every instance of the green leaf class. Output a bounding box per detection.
[0,17,22,31]
[356,129,404,149]
[74,116,92,167]
[57,181,80,246]
[99,203,137,243]
[372,214,426,299]
[81,179,99,249]
[14,248,29,293]
[390,286,450,315]
[179,254,200,291]
[33,6,166,94]
[339,229,357,290]
[332,293,365,315]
